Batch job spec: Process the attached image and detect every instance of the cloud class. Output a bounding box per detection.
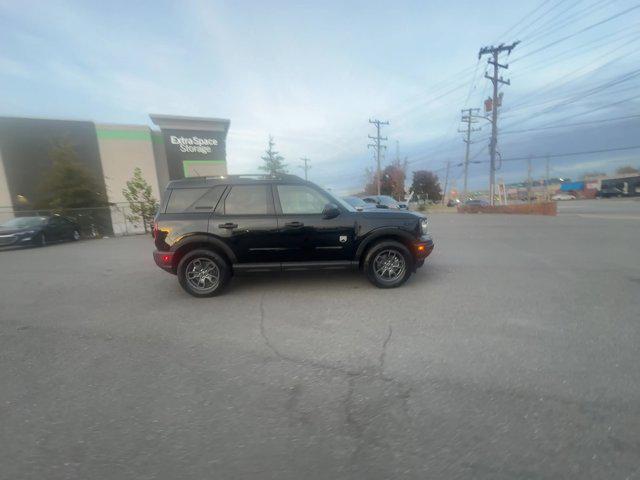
[0,56,30,78]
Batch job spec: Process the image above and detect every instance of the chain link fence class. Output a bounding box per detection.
[0,202,154,238]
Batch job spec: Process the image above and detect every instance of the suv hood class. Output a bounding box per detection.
[360,209,424,220]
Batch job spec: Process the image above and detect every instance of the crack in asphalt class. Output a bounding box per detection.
[258,292,360,376]
[259,292,398,380]
[257,293,413,452]
[378,325,393,374]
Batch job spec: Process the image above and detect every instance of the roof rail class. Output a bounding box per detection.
[203,173,305,181]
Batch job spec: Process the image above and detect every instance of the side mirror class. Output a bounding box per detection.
[322,203,340,219]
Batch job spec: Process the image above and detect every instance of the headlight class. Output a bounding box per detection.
[420,218,429,235]
[19,230,35,236]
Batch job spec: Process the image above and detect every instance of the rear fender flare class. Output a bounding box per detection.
[171,233,237,264]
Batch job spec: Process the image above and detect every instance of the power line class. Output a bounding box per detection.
[510,0,569,40]
[497,0,554,40]
[521,0,615,45]
[512,4,640,63]
[477,144,640,163]
[500,114,640,135]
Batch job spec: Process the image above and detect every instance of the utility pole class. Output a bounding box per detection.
[545,154,550,202]
[459,108,481,200]
[299,157,311,181]
[442,160,451,206]
[527,155,533,205]
[478,41,519,206]
[368,118,389,195]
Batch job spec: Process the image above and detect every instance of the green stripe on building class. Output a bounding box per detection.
[96,129,152,141]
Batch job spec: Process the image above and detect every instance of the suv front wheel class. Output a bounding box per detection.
[177,249,230,297]
[364,240,413,288]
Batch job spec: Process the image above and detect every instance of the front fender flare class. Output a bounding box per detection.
[355,227,416,260]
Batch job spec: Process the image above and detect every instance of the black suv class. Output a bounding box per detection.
[153,174,434,297]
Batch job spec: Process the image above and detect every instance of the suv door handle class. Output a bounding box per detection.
[284,221,304,228]
[218,222,238,229]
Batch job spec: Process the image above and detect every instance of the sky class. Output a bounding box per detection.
[1,0,639,194]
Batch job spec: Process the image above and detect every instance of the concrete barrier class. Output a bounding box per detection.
[457,202,557,216]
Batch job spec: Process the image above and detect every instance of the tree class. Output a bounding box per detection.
[380,164,406,200]
[37,139,108,210]
[363,167,377,195]
[615,165,639,175]
[582,171,606,179]
[122,167,158,232]
[259,135,287,175]
[410,170,442,203]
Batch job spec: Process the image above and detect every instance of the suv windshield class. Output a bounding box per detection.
[322,189,356,212]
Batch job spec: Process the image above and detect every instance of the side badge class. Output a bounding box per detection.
[339,235,347,243]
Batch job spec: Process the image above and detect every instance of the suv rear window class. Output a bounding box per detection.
[165,187,225,213]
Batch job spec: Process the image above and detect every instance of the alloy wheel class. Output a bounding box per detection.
[185,257,220,293]
[373,249,406,283]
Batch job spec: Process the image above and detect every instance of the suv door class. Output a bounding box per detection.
[274,183,356,262]
[210,183,281,264]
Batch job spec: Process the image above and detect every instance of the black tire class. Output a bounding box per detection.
[38,233,46,247]
[364,240,413,288]
[177,249,230,297]
[71,229,80,241]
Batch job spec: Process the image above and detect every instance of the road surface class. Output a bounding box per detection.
[1,212,639,479]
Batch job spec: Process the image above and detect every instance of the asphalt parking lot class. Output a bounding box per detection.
[1,203,639,479]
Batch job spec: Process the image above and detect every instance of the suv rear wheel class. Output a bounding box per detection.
[177,249,230,297]
[364,240,413,288]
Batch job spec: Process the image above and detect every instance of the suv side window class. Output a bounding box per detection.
[277,185,328,214]
[223,185,270,215]
[166,187,225,213]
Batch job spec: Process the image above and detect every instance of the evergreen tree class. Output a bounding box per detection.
[259,135,287,175]
[37,139,108,209]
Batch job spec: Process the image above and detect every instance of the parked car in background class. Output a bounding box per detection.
[551,193,576,201]
[464,199,490,207]
[361,195,403,209]
[342,196,377,211]
[447,198,461,207]
[0,215,80,247]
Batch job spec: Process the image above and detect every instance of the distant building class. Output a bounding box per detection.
[0,115,230,234]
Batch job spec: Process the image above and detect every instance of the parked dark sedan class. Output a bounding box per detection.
[341,196,377,211]
[464,199,490,207]
[0,215,80,247]
[361,195,403,209]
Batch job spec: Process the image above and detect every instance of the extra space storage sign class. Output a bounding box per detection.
[161,128,226,178]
